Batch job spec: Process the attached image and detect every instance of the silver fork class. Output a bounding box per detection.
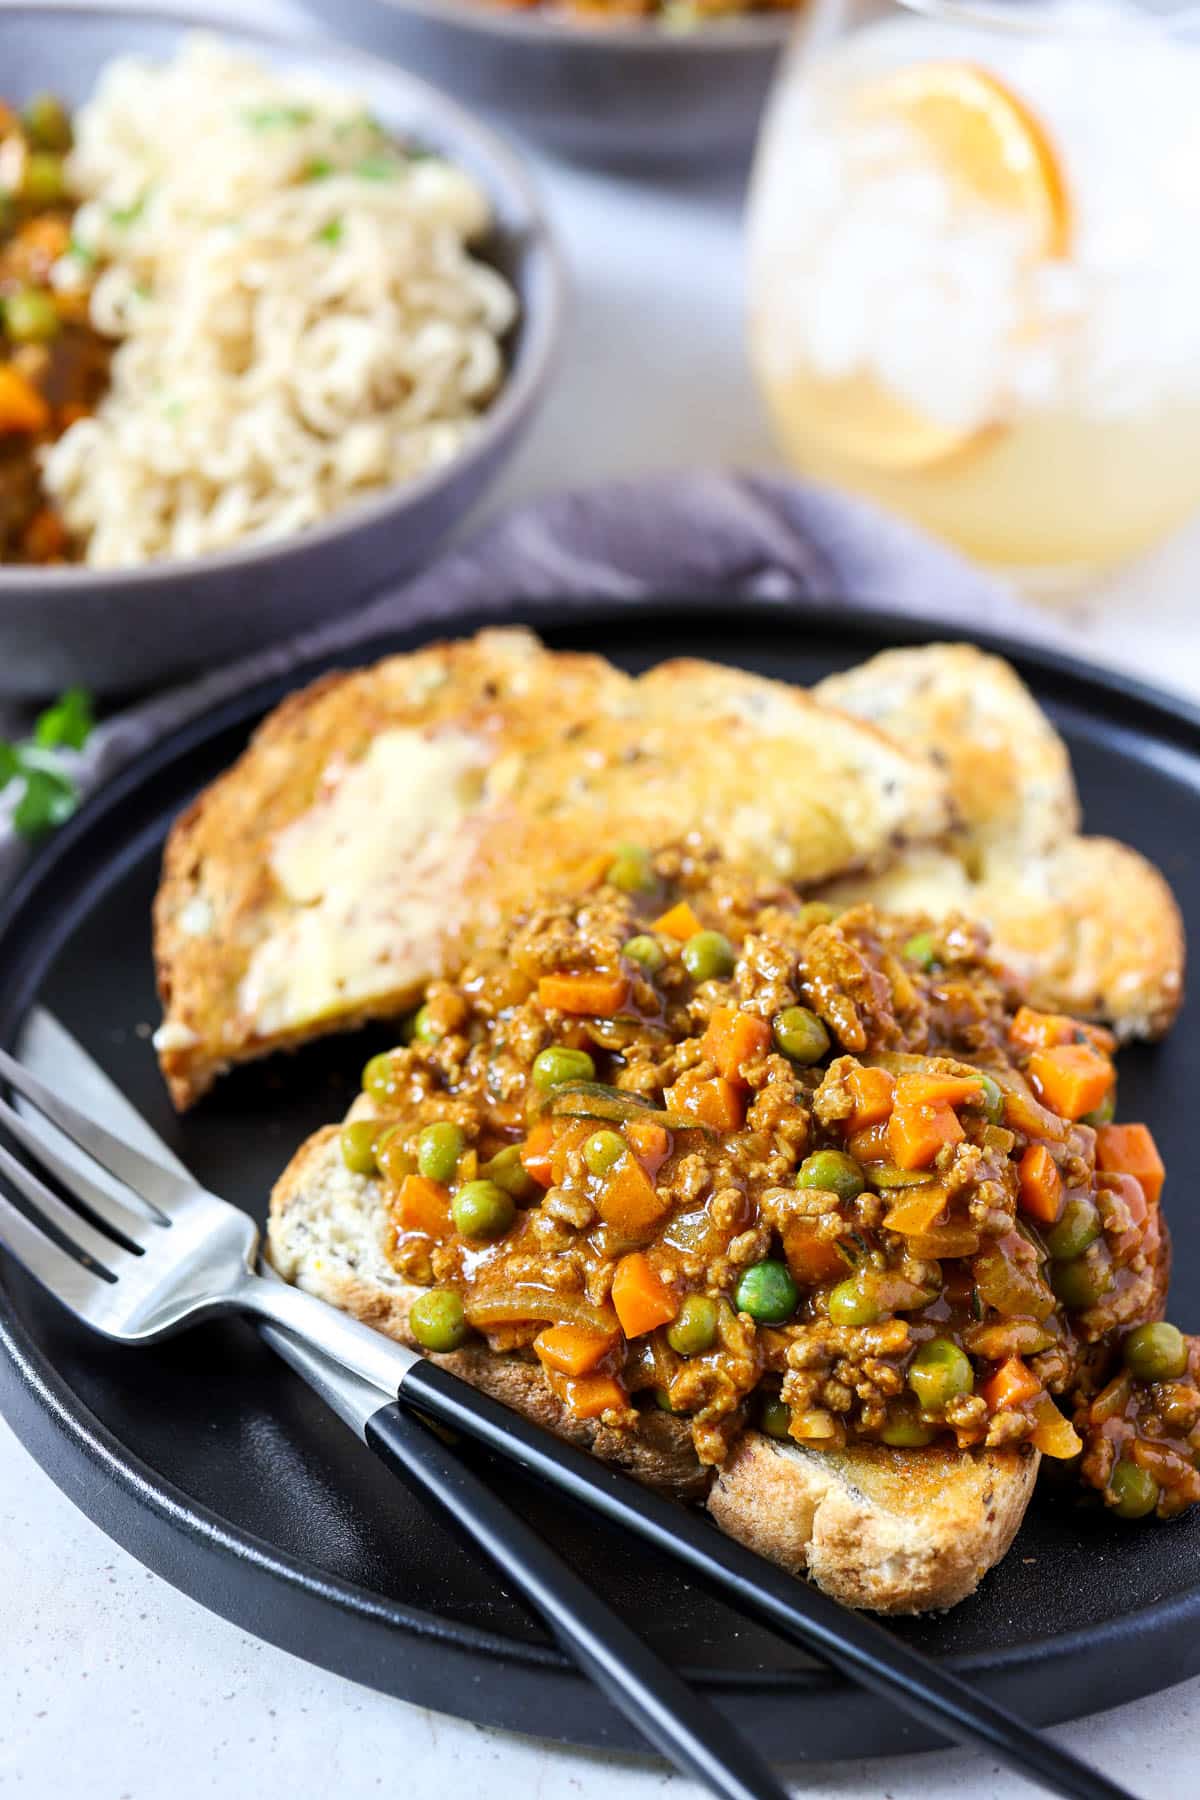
[0,1014,788,1800]
[0,1013,1136,1800]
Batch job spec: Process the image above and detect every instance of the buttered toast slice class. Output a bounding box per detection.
[815,645,1185,1039]
[267,1119,1038,1614]
[154,629,951,1108]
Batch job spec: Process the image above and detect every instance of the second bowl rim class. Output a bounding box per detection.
[0,0,567,595]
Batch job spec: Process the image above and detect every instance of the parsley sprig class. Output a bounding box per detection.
[0,687,94,838]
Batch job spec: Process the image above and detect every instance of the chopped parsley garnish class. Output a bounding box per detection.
[315,218,343,245]
[242,104,314,130]
[354,155,401,181]
[1,687,94,838]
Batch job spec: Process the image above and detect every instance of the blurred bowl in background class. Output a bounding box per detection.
[293,0,791,170]
[0,5,564,699]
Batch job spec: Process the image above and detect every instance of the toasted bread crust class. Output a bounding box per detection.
[155,629,951,1108]
[816,645,1185,1039]
[816,643,1079,857]
[707,1434,1038,1614]
[267,1122,1038,1610]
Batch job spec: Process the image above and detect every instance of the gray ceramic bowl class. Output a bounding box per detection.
[294,0,791,169]
[0,5,564,698]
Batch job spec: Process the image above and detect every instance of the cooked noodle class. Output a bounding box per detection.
[41,36,518,566]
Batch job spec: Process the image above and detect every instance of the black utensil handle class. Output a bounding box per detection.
[364,1400,788,1800]
[398,1360,1137,1800]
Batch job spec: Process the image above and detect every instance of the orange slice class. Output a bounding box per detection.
[858,60,1070,258]
[770,61,1069,477]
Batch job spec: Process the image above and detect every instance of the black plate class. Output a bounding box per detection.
[1,600,1199,1763]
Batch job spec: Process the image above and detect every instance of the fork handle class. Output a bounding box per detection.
[364,1401,788,1800]
[396,1362,1135,1800]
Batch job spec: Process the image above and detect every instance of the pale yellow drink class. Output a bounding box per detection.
[747,4,1200,589]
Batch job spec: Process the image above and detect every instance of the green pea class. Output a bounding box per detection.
[417,1121,464,1184]
[759,1394,792,1440]
[1044,1196,1102,1262]
[409,1289,470,1353]
[532,1045,596,1092]
[667,1294,719,1357]
[584,1129,626,1177]
[1051,1254,1114,1310]
[772,1005,831,1065]
[22,93,71,151]
[22,151,66,205]
[880,1405,936,1448]
[1082,1091,1116,1127]
[606,843,656,895]
[483,1144,536,1201]
[623,933,666,974]
[682,930,736,983]
[654,1387,678,1414]
[828,1277,881,1326]
[451,1179,515,1240]
[907,1338,974,1412]
[362,1051,397,1103]
[1123,1322,1188,1383]
[410,1003,441,1044]
[1109,1459,1159,1521]
[340,1120,379,1177]
[796,1149,865,1202]
[903,931,938,970]
[734,1259,799,1325]
[3,288,58,342]
[977,1074,1005,1125]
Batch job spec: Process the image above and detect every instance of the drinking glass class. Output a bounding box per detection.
[746,0,1200,591]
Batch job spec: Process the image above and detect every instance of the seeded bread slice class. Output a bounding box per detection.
[154,628,951,1108]
[267,1119,1039,1614]
[815,645,1185,1039]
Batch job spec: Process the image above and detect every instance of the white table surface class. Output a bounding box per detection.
[4,5,1200,1797]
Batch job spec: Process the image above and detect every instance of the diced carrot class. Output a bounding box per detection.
[1010,1006,1076,1050]
[1027,1044,1113,1122]
[980,1356,1042,1414]
[611,1253,677,1337]
[1028,1393,1083,1459]
[537,971,630,1017]
[1096,1123,1165,1207]
[626,1116,670,1174]
[896,1072,984,1109]
[393,1173,451,1238]
[545,1369,627,1419]
[598,1155,669,1237]
[533,1323,619,1377]
[665,1069,745,1133]
[0,364,49,434]
[652,899,704,941]
[1011,1005,1115,1055]
[843,1064,895,1131]
[782,1224,849,1285]
[882,1183,950,1235]
[700,1006,771,1085]
[1017,1143,1064,1225]
[520,1119,558,1188]
[847,1119,892,1164]
[887,1099,963,1170]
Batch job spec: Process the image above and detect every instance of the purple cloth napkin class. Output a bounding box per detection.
[0,471,1063,890]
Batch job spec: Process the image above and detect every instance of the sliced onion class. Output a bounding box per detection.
[466,1286,619,1335]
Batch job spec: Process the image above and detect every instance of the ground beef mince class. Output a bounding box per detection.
[348,842,1188,1522]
